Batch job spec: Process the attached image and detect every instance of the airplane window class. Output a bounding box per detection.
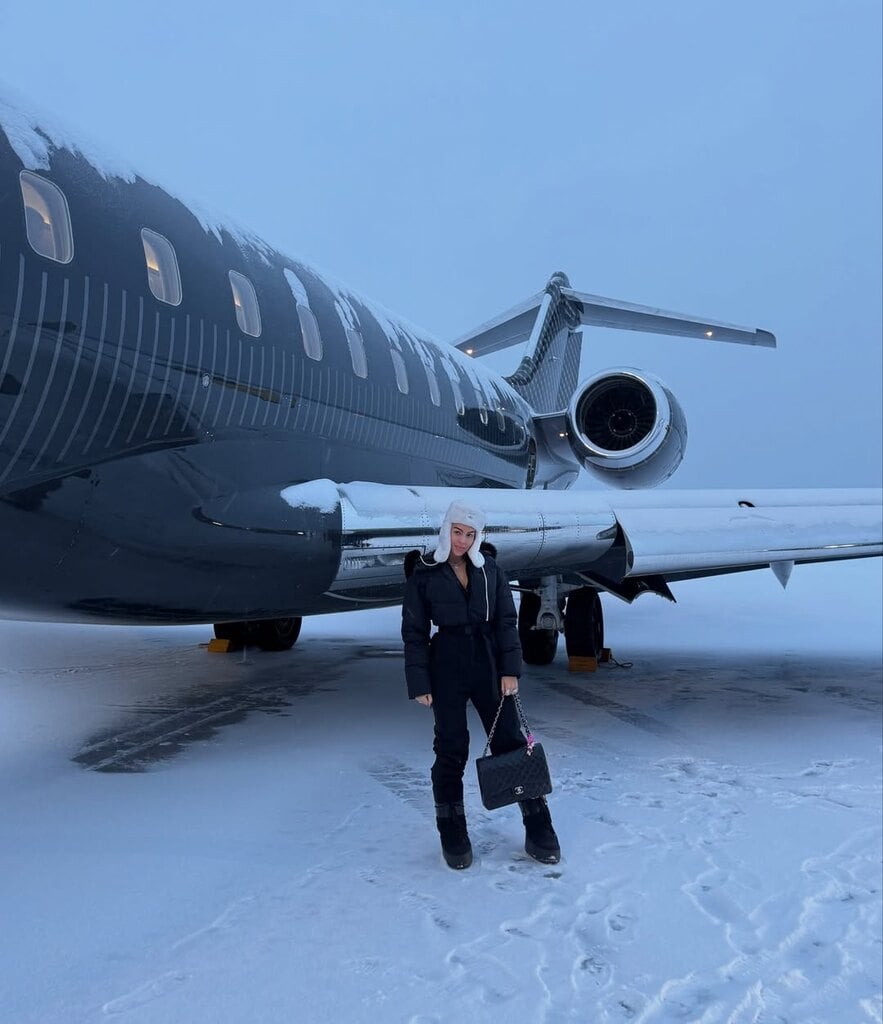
[526,438,537,488]
[495,403,506,432]
[390,349,409,394]
[19,171,73,263]
[424,362,441,406]
[297,304,323,360]
[346,328,368,378]
[229,271,261,337]
[478,402,489,426]
[141,228,182,305]
[449,378,465,416]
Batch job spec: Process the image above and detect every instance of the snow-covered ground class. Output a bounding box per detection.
[0,560,881,1024]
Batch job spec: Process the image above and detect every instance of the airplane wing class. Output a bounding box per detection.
[282,481,882,604]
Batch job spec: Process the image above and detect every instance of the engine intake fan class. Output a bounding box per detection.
[565,368,687,488]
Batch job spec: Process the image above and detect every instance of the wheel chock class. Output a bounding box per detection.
[599,648,612,663]
[208,637,233,653]
[568,655,598,673]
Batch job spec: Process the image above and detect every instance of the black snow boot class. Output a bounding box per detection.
[520,798,561,864]
[435,801,473,870]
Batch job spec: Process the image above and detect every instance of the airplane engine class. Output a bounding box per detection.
[565,368,687,488]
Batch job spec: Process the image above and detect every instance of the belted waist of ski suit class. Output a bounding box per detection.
[436,623,493,637]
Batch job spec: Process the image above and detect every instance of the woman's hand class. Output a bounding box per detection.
[415,694,433,706]
[501,675,519,696]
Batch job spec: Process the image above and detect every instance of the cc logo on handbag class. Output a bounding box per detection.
[514,785,525,795]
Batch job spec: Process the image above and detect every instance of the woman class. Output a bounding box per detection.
[402,500,560,869]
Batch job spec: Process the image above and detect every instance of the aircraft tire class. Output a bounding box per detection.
[254,616,302,651]
[212,618,302,651]
[518,592,559,666]
[564,588,604,660]
[213,621,250,645]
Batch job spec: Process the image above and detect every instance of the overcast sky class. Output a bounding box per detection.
[1,0,880,488]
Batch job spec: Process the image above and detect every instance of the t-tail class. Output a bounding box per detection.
[453,273,775,488]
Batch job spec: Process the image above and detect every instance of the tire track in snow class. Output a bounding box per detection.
[534,676,695,747]
[363,755,433,818]
[71,667,335,771]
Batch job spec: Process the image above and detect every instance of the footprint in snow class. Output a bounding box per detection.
[102,971,190,1015]
[399,889,453,931]
[682,867,761,955]
[490,862,536,893]
[444,946,517,1005]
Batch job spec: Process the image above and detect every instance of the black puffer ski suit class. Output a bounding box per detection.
[402,554,526,804]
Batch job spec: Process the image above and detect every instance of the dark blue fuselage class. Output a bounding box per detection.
[0,130,535,622]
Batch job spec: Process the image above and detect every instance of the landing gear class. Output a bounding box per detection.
[212,616,302,652]
[212,621,249,647]
[518,580,606,670]
[564,587,604,661]
[518,592,559,665]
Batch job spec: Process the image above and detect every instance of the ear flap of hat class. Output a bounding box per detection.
[433,529,451,563]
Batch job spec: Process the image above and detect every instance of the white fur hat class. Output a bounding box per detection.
[433,500,486,567]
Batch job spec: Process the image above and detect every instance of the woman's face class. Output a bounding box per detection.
[449,522,476,561]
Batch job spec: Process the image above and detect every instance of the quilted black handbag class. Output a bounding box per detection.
[475,694,552,810]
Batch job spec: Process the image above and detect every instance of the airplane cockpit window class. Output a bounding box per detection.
[345,328,368,378]
[19,171,73,263]
[229,271,261,337]
[478,401,489,426]
[297,304,323,360]
[141,228,182,305]
[390,349,409,394]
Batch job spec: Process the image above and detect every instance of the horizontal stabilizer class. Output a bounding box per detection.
[452,292,545,356]
[453,281,775,357]
[560,288,776,347]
